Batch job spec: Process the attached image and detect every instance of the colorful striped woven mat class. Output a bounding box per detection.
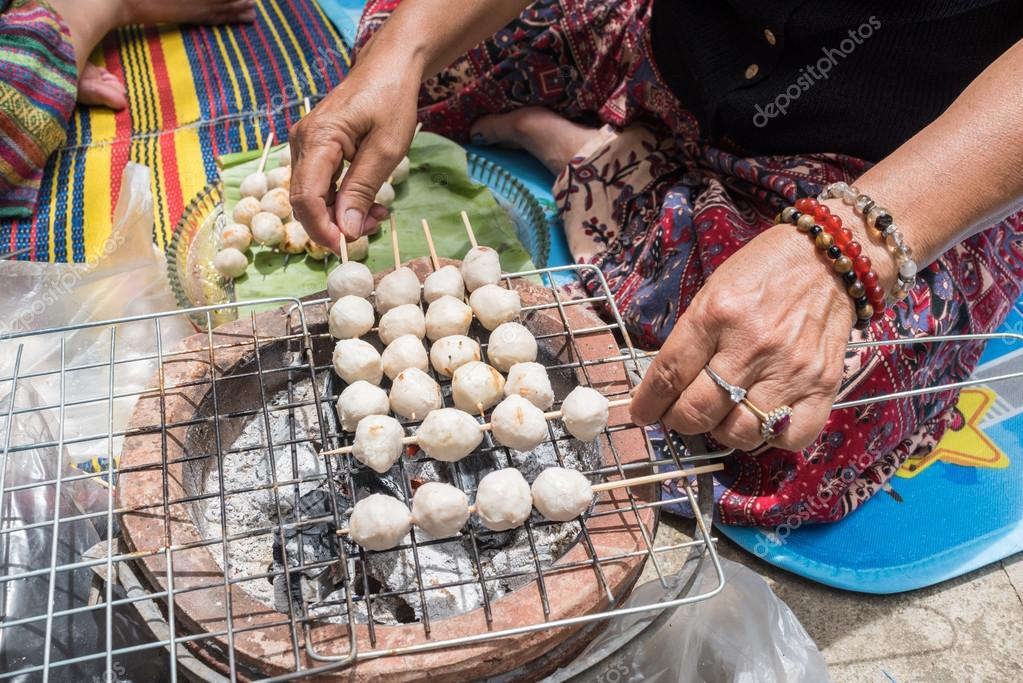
[0,0,350,263]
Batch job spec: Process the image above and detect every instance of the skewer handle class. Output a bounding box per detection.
[303,97,312,116]
[460,211,478,249]
[590,462,723,493]
[338,233,349,264]
[256,130,274,174]
[390,215,401,268]
[420,218,441,271]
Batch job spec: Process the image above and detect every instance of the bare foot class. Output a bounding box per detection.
[470,107,599,175]
[122,0,258,26]
[77,63,128,110]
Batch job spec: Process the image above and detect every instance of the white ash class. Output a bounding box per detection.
[195,358,601,627]
[200,378,327,609]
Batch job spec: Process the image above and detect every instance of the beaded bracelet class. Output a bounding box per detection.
[817,182,918,302]
[777,198,883,329]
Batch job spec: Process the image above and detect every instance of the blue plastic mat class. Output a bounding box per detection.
[315,0,1022,594]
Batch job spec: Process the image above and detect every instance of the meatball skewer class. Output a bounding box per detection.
[320,394,631,459]
[420,218,466,303]
[337,462,723,549]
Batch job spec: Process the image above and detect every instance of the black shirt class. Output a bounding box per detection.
[650,0,1023,161]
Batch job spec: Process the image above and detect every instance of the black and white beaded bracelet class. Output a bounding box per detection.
[817,182,918,303]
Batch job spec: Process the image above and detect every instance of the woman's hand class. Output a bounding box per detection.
[630,220,878,451]
[289,50,422,251]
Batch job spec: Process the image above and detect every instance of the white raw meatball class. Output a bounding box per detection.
[213,248,248,279]
[251,212,285,246]
[390,156,411,185]
[336,380,390,431]
[378,303,426,345]
[504,362,554,410]
[560,386,609,441]
[461,246,501,292]
[332,338,383,385]
[429,335,481,378]
[232,196,262,226]
[239,171,267,198]
[352,414,405,474]
[375,266,421,313]
[425,295,472,341]
[375,181,395,207]
[260,187,292,219]
[348,493,411,551]
[348,235,369,261]
[219,223,252,251]
[266,165,291,191]
[306,242,329,260]
[276,145,291,166]
[389,367,442,420]
[416,408,483,462]
[328,261,374,300]
[423,265,465,303]
[381,334,429,380]
[491,395,549,451]
[487,321,537,372]
[469,284,521,331]
[412,482,470,538]
[281,220,309,254]
[475,468,532,531]
[451,361,505,413]
[531,467,592,522]
[328,295,375,340]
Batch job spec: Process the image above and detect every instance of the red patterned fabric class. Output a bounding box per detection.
[356,0,1023,526]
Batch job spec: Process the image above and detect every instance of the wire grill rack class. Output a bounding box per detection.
[0,263,730,682]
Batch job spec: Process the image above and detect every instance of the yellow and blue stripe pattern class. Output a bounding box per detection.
[0,0,350,262]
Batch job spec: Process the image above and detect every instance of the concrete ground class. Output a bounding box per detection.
[652,517,1023,682]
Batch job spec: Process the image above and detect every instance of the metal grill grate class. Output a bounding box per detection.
[1,262,1020,681]
[0,264,730,682]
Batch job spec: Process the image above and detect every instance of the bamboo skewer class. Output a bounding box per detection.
[256,130,274,174]
[334,461,723,537]
[390,215,402,268]
[321,397,633,457]
[303,96,312,116]
[460,211,478,249]
[420,218,441,271]
[338,233,349,264]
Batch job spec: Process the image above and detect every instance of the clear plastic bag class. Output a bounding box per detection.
[0,163,193,464]
[0,163,185,681]
[550,554,830,683]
